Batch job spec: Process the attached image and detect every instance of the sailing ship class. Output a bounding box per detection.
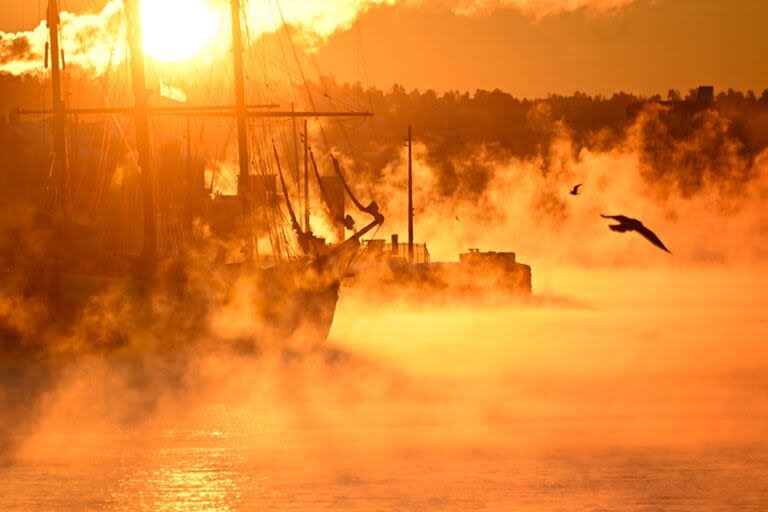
[5,0,383,348]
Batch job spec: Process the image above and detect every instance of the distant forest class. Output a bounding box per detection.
[314,80,768,199]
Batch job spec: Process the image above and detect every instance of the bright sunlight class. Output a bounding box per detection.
[141,0,221,62]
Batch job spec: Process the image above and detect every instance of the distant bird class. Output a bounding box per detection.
[601,214,671,253]
[455,216,460,222]
[569,184,582,196]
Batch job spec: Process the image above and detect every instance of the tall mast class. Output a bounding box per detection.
[229,0,250,208]
[125,0,156,259]
[303,119,309,232]
[186,116,192,180]
[407,124,414,262]
[47,0,69,212]
[292,102,299,183]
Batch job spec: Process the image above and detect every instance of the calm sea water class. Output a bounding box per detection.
[3,432,768,511]
[2,266,767,510]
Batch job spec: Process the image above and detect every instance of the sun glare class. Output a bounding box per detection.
[141,0,221,62]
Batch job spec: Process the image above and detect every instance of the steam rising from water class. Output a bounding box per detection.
[370,104,768,265]
[2,89,767,469]
[3,263,767,509]
[0,4,766,499]
[0,113,765,498]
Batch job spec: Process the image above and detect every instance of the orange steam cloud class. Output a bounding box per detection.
[0,1,125,76]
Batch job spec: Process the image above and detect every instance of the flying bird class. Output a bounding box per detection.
[569,184,582,195]
[601,214,671,253]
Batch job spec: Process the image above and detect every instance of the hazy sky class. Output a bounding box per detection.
[2,0,767,97]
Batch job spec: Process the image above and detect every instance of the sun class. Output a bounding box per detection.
[141,0,221,62]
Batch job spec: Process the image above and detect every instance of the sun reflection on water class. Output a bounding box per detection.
[110,431,269,512]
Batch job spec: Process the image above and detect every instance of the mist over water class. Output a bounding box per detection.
[1,259,766,510]
[2,89,768,507]
[1,0,766,505]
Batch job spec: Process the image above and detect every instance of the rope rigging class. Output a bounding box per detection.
[20,0,382,263]
[330,153,381,222]
[309,147,355,231]
[271,140,305,245]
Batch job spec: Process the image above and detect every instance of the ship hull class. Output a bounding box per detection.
[241,261,341,346]
[0,258,342,355]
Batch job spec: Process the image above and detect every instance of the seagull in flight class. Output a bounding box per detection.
[569,184,582,196]
[601,214,671,253]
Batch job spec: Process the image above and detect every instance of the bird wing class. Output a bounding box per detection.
[601,214,633,223]
[636,224,671,253]
[574,184,582,192]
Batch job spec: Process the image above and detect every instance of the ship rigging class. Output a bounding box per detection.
[11,0,384,344]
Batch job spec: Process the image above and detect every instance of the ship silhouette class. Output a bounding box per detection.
[4,0,383,349]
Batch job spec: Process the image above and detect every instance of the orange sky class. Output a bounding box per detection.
[2,0,767,97]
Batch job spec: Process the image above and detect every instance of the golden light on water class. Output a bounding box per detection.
[140,0,222,62]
